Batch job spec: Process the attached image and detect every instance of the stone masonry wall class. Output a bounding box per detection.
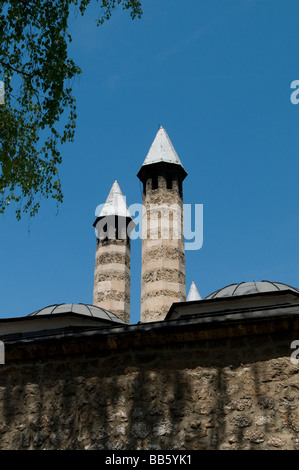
[0,318,299,450]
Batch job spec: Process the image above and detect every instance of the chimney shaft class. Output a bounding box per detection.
[137,127,187,322]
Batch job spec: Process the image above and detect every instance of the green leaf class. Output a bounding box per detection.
[0,0,142,219]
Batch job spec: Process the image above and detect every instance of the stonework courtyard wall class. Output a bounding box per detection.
[0,317,299,450]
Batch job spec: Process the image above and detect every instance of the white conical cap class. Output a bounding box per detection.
[141,126,185,169]
[187,282,202,301]
[98,180,132,219]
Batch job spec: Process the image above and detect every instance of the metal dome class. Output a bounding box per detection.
[28,303,126,325]
[205,281,299,300]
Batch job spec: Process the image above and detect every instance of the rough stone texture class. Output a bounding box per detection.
[1,316,299,450]
[141,174,186,322]
[93,237,131,324]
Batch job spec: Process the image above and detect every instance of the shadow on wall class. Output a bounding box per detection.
[0,330,299,449]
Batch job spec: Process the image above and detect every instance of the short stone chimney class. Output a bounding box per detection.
[137,126,187,322]
[93,180,133,324]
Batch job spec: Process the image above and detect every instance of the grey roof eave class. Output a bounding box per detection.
[165,289,299,320]
[137,161,187,182]
[0,311,125,325]
[3,301,299,346]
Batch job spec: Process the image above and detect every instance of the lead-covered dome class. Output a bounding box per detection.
[28,303,126,325]
[205,281,299,300]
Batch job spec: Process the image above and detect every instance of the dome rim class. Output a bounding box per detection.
[27,303,126,324]
[205,280,299,300]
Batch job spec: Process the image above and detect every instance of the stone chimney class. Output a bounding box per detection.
[93,180,133,324]
[137,126,187,322]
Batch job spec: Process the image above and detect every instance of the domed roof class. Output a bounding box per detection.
[205,281,299,300]
[28,303,126,325]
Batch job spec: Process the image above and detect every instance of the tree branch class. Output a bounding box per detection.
[0,58,33,78]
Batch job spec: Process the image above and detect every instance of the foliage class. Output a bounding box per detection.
[0,0,142,219]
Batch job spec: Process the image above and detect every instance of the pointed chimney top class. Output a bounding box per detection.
[97,180,132,219]
[187,282,202,301]
[142,126,185,168]
[137,126,187,181]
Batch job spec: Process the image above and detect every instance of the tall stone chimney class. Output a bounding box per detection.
[137,126,187,322]
[93,180,133,324]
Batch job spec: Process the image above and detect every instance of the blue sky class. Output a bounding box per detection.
[1,0,299,325]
